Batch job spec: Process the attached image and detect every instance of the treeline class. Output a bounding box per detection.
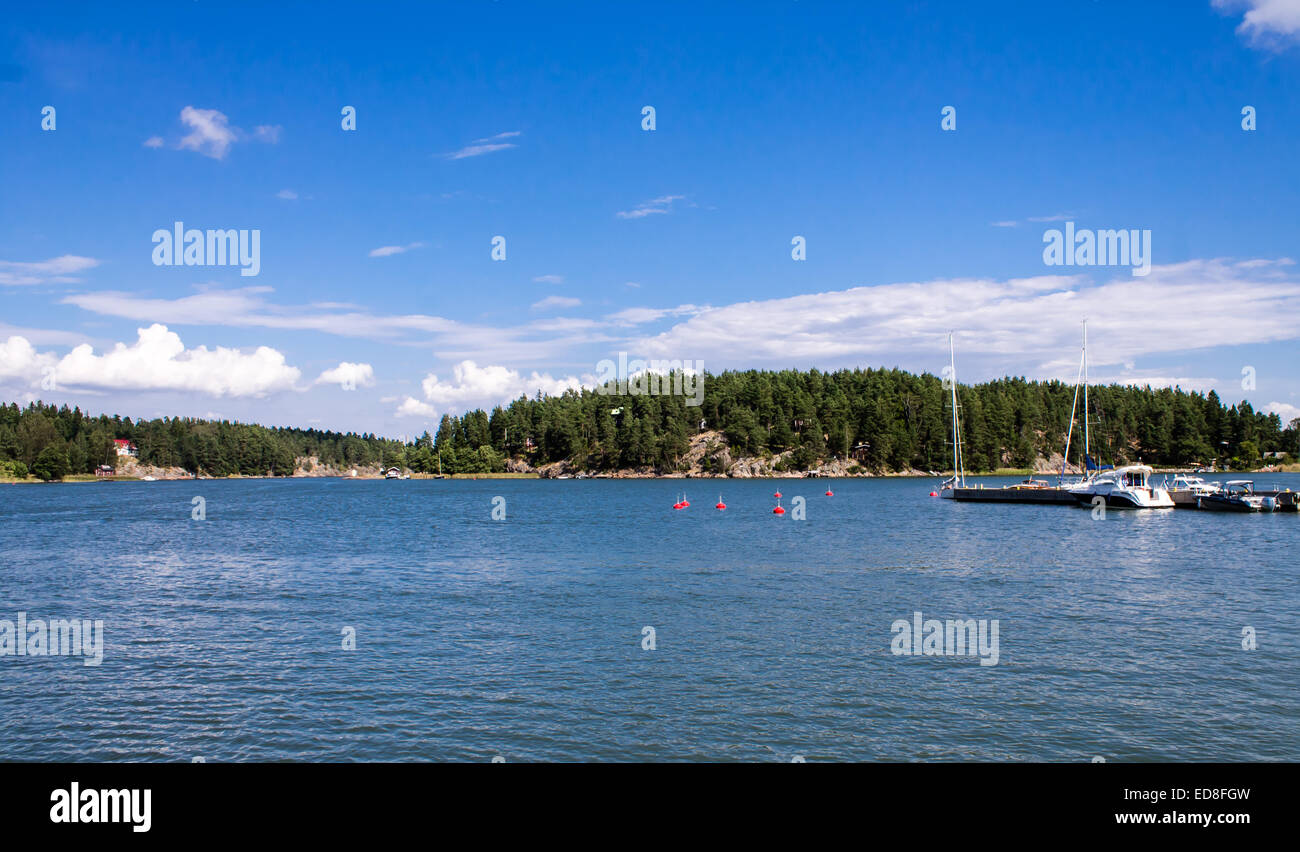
[0,402,404,480]
[438,369,1296,473]
[3,368,1296,480]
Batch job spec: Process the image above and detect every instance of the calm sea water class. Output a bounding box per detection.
[1,474,1297,762]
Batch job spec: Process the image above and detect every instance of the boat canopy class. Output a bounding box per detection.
[1085,455,1114,472]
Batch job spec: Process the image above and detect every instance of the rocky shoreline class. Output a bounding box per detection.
[10,434,1291,483]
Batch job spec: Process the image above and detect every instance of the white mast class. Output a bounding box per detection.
[1083,319,1090,471]
[948,332,964,487]
[1062,344,1084,482]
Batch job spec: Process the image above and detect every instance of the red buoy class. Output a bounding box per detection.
[715,496,726,510]
[928,491,938,497]
[773,491,782,498]
[673,492,684,509]
[825,490,833,497]
[773,497,785,515]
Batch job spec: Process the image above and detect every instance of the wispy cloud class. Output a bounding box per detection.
[990,213,1075,228]
[368,242,425,258]
[0,255,100,286]
[532,274,564,284]
[142,136,164,148]
[253,124,282,143]
[626,258,1300,380]
[276,189,299,200]
[531,295,581,310]
[616,195,685,219]
[441,130,521,160]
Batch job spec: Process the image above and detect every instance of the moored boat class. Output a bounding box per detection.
[1163,474,1221,509]
[1070,464,1174,509]
[1197,481,1272,512]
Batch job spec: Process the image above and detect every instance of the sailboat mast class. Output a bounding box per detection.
[949,332,961,485]
[1083,320,1090,464]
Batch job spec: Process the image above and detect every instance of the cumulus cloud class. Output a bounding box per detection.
[167,106,282,159]
[177,106,238,159]
[0,324,300,397]
[1214,0,1300,48]
[418,360,586,413]
[368,242,425,257]
[1265,401,1300,424]
[0,254,100,286]
[616,195,685,219]
[394,396,437,418]
[441,131,521,160]
[315,361,375,389]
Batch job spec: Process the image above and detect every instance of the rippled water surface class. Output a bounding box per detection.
[2,475,1297,761]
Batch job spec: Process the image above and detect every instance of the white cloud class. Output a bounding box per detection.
[315,361,375,389]
[441,131,521,160]
[394,396,437,418]
[1265,401,1300,424]
[368,242,425,257]
[143,136,164,148]
[276,189,298,200]
[177,106,238,159]
[533,274,564,284]
[617,195,685,219]
[1214,0,1300,48]
[170,107,281,159]
[531,295,581,310]
[0,324,300,397]
[627,258,1300,379]
[990,220,1019,228]
[419,360,586,412]
[606,304,705,326]
[0,255,100,286]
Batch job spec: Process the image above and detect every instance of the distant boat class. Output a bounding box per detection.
[140,475,158,482]
[1197,481,1273,512]
[383,467,402,480]
[1070,464,1174,509]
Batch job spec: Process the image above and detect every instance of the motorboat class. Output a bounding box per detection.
[1070,464,1174,509]
[1163,474,1221,509]
[1197,481,1274,512]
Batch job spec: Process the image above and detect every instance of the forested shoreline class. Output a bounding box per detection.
[3,367,1296,481]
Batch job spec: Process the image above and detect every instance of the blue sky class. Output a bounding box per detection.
[2,0,1299,436]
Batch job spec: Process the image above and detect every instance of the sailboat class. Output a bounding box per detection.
[940,329,1083,505]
